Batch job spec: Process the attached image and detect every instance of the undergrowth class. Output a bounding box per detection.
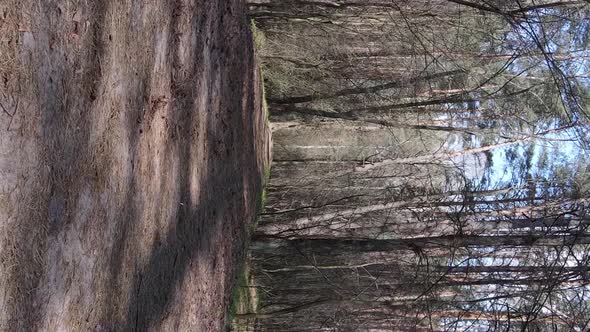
[227,19,271,332]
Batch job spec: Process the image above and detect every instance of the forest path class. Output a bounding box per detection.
[0,0,270,330]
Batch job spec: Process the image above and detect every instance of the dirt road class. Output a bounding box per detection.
[0,1,269,330]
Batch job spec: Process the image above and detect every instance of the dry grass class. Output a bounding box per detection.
[0,1,50,329]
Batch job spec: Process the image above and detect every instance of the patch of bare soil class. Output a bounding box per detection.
[0,0,270,330]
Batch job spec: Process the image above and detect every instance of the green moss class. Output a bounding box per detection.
[228,259,258,331]
[229,262,251,315]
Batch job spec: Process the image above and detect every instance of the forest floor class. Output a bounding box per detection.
[0,0,270,330]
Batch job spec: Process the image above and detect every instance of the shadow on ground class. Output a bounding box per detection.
[0,0,269,330]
